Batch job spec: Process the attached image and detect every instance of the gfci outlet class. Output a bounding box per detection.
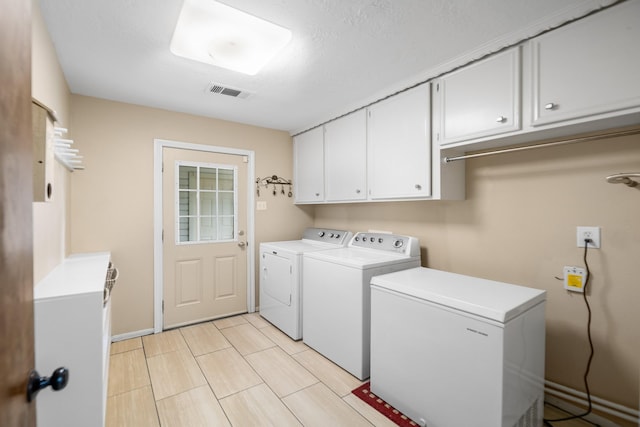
[577,226,601,248]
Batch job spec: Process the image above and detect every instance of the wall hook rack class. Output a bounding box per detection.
[256,175,293,197]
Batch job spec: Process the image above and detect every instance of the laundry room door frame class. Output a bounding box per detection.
[153,138,256,334]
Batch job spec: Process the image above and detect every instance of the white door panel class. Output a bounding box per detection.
[162,147,248,329]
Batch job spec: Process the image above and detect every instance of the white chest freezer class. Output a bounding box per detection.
[370,267,546,427]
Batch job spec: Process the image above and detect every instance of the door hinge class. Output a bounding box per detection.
[436,82,440,92]
[162,229,164,242]
[162,300,164,313]
[290,265,292,274]
[162,162,164,172]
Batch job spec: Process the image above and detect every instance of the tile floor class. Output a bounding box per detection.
[107,313,595,427]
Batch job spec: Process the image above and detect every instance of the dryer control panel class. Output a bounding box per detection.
[301,228,353,245]
[349,232,420,256]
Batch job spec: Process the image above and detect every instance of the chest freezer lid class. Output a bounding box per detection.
[371,267,546,323]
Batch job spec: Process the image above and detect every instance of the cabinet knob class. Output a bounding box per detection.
[496,116,507,123]
[415,184,422,190]
[544,102,557,110]
[355,189,361,194]
[315,192,320,197]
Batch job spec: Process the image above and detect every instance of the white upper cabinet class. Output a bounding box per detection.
[531,0,640,126]
[367,84,431,200]
[435,47,521,145]
[293,126,324,203]
[324,110,367,202]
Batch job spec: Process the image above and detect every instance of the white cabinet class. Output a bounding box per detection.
[324,110,367,202]
[531,0,640,126]
[34,252,112,427]
[435,47,521,145]
[293,126,324,203]
[367,84,431,200]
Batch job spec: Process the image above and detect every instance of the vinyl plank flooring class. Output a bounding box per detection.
[156,385,231,427]
[107,313,622,427]
[108,348,150,396]
[147,350,207,400]
[219,383,302,427]
[293,349,364,397]
[245,347,318,397]
[196,347,263,398]
[343,394,398,427]
[106,385,159,427]
[259,323,309,355]
[242,312,271,328]
[219,323,276,355]
[110,337,142,355]
[213,315,248,329]
[142,329,189,358]
[180,321,231,356]
[283,382,372,427]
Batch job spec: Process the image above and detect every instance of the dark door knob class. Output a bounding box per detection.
[26,367,69,402]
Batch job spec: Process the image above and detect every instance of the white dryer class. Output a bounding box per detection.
[259,228,352,340]
[302,232,420,380]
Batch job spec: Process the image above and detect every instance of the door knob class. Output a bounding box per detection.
[27,367,69,402]
[238,241,246,248]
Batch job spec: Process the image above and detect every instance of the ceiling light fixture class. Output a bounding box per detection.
[170,0,292,75]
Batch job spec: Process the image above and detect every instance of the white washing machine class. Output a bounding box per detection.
[302,232,420,380]
[370,267,546,427]
[259,228,352,340]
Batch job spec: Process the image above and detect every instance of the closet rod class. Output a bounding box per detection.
[442,128,640,163]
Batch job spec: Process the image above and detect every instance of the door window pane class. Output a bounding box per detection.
[219,192,234,215]
[200,168,217,190]
[176,163,237,244]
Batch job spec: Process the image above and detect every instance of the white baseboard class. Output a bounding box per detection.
[545,380,639,426]
[111,328,154,342]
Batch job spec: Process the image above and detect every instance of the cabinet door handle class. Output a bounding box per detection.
[544,102,557,110]
[496,116,507,123]
[415,184,422,190]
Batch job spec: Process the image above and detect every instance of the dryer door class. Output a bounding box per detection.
[261,251,293,306]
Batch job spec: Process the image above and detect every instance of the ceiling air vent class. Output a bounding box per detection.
[206,83,252,99]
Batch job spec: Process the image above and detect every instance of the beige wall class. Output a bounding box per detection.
[68,95,313,336]
[314,133,640,409]
[31,0,71,283]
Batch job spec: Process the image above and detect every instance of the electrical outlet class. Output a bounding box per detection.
[576,226,600,248]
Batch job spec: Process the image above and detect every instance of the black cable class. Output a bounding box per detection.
[544,239,598,426]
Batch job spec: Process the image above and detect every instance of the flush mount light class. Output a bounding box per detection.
[170,0,292,75]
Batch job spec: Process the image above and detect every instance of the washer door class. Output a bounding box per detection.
[261,252,293,306]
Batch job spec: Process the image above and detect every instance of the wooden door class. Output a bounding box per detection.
[162,148,248,329]
[0,0,36,425]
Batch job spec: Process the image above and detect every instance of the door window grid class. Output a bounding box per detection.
[176,162,237,244]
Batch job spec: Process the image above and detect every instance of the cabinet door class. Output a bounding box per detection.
[324,110,367,202]
[437,47,521,145]
[293,127,324,203]
[531,1,640,126]
[367,84,431,200]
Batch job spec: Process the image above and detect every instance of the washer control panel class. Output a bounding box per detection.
[349,232,420,256]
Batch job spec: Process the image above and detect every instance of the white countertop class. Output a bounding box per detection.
[34,252,111,300]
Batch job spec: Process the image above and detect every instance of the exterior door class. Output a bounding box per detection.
[0,0,36,425]
[162,147,248,329]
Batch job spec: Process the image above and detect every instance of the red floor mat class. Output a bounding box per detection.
[351,382,419,427]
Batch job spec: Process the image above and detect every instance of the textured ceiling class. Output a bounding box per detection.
[39,0,614,133]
